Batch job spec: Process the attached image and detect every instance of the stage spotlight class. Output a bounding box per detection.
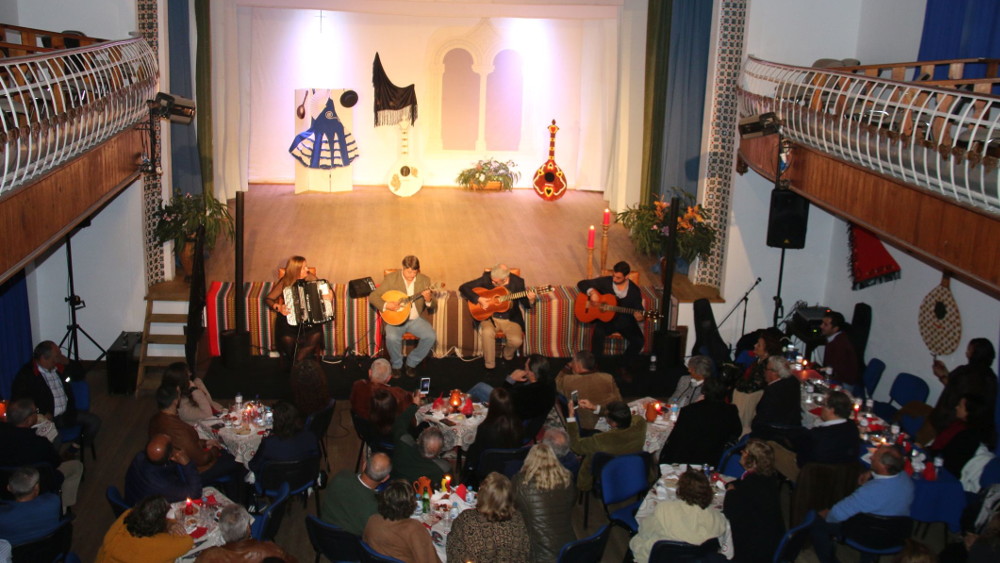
[150,92,196,124]
[738,112,780,138]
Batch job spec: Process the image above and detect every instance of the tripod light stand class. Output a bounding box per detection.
[58,231,107,366]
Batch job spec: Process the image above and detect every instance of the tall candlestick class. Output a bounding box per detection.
[603,208,611,226]
[587,225,595,249]
[600,223,610,273]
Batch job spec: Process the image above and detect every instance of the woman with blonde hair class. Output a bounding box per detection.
[723,439,785,562]
[513,444,577,562]
[264,255,328,366]
[447,472,530,562]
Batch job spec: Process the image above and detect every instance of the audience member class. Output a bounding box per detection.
[893,539,938,563]
[148,385,248,500]
[630,469,728,563]
[0,398,83,511]
[566,399,646,492]
[723,440,785,563]
[124,433,202,505]
[795,391,861,468]
[369,389,400,444]
[12,340,102,451]
[464,387,523,483]
[556,350,623,430]
[928,394,996,479]
[541,427,581,477]
[930,338,997,433]
[810,445,914,563]
[733,330,783,434]
[160,362,222,424]
[194,503,296,562]
[820,310,860,389]
[967,512,1000,563]
[447,472,530,562]
[362,480,440,563]
[512,444,577,562]
[669,355,713,407]
[289,359,333,418]
[469,355,558,425]
[350,358,411,419]
[96,495,194,562]
[320,452,392,536]
[660,377,741,466]
[248,401,319,481]
[750,356,802,443]
[390,392,447,483]
[0,466,63,545]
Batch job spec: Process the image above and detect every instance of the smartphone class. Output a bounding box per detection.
[419,377,431,394]
[570,390,579,407]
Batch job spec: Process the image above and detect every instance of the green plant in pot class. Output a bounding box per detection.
[455,157,520,191]
[153,190,235,277]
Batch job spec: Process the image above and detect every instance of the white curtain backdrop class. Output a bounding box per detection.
[208,0,625,200]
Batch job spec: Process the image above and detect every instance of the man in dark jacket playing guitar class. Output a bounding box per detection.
[577,261,645,367]
[460,264,537,372]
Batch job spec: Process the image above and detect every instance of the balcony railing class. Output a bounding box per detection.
[738,56,1000,215]
[0,37,157,197]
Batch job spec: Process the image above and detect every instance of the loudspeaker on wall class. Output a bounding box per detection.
[766,188,810,249]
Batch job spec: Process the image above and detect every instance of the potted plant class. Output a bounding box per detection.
[153,189,235,277]
[455,157,520,191]
[616,188,717,274]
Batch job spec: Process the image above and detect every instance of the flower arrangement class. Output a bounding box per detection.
[152,190,235,251]
[616,188,717,263]
[455,157,520,191]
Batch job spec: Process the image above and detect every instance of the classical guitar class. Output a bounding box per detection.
[573,291,662,324]
[379,283,444,326]
[467,285,555,321]
[387,121,423,197]
[532,119,567,201]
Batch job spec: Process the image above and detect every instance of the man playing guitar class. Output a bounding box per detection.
[577,261,645,369]
[459,264,537,373]
[369,255,436,378]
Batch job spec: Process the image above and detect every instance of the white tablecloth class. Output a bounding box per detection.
[196,414,273,467]
[416,404,487,452]
[410,489,476,562]
[166,487,250,562]
[594,397,675,455]
[634,473,734,559]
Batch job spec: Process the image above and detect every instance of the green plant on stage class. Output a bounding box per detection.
[153,190,235,250]
[455,157,520,191]
[616,188,717,263]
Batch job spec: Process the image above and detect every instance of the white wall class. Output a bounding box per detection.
[15,0,136,40]
[0,3,18,25]
[685,0,998,403]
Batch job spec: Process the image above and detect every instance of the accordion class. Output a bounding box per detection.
[283,280,336,326]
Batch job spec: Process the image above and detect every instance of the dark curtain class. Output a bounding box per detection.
[919,0,1000,87]
[168,0,204,196]
[641,0,713,203]
[0,272,32,399]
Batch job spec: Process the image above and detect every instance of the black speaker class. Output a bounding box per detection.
[106,331,141,394]
[348,277,376,298]
[220,330,250,368]
[766,188,810,249]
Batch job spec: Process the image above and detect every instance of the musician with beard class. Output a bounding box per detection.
[459,264,537,373]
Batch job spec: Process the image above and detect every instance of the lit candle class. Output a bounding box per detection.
[445,475,452,491]
[603,209,611,226]
[587,225,595,249]
[184,498,194,515]
[655,402,662,413]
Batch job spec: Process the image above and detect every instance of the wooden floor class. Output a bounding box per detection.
[204,184,720,302]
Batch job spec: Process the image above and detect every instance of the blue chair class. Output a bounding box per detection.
[556,524,610,563]
[255,455,321,510]
[351,411,395,472]
[105,485,131,518]
[861,358,886,400]
[57,381,97,462]
[306,400,336,461]
[840,513,912,562]
[360,540,406,562]
[773,510,816,562]
[598,451,652,534]
[250,482,290,541]
[873,373,929,421]
[305,514,364,563]
[477,446,531,480]
[10,517,72,562]
[717,434,751,478]
[648,538,722,561]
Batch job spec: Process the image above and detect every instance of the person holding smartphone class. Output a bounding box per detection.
[555,350,622,430]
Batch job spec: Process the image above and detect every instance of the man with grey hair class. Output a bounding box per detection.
[0,466,63,546]
[321,452,392,536]
[0,398,84,512]
[542,427,581,477]
[459,262,538,373]
[350,358,411,419]
[750,356,802,441]
[391,425,446,483]
[668,355,714,407]
[195,503,295,562]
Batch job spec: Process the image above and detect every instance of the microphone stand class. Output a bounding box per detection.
[718,277,762,338]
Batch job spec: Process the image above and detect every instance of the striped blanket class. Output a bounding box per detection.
[206,282,661,358]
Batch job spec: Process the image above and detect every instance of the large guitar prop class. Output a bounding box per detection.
[379,283,444,325]
[467,285,554,321]
[387,121,423,197]
[574,291,661,324]
[532,119,567,201]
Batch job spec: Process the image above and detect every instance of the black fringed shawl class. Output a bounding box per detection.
[372,52,417,127]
